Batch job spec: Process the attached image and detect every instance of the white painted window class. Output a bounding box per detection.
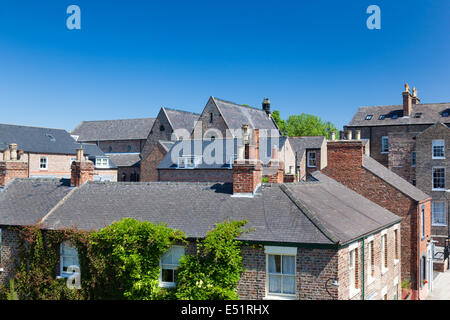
[177,155,202,169]
[382,234,388,272]
[349,248,358,290]
[95,157,109,168]
[40,156,48,170]
[159,246,184,287]
[307,151,316,168]
[267,254,296,296]
[432,167,445,190]
[381,136,389,153]
[60,241,79,278]
[432,140,445,159]
[432,201,446,226]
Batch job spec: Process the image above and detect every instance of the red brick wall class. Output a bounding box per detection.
[140,143,167,182]
[71,160,94,187]
[322,141,431,297]
[0,161,29,187]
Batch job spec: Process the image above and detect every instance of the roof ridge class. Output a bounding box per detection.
[214,97,265,112]
[77,117,156,123]
[163,107,201,115]
[0,122,68,132]
[279,184,340,244]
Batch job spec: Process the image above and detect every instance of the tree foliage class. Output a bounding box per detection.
[175,220,248,300]
[272,110,339,139]
[0,218,248,300]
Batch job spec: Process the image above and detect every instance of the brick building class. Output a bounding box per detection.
[321,139,432,300]
[140,107,200,182]
[0,133,402,300]
[345,84,450,268]
[72,118,155,181]
[0,123,116,184]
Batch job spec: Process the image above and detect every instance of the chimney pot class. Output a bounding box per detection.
[76,148,84,161]
[237,145,245,161]
[242,125,250,145]
[331,132,336,141]
[262,98,271,115]
[9,144,18,161]
[346,130,352,140]
[355,130,361,140]
[272,146,278,160]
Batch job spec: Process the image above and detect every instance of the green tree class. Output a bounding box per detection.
[273,110,339,139]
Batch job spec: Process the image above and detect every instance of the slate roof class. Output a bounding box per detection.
[158,137,287,169]
[0,123,82,155]
[347,103,450,127]
[163,107,200,132]
[0,179,72,226]
[362,155,430,202]
[72,118,156,142]
[288,136,325,154]
[212,97,278,131]
[106,153,140,168]
[40,179,401,245]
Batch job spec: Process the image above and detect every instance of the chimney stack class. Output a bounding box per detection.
[262,98,271,115]
[402,83,413,117]
[233,126,263,196]
[0,143,28,186]
[266,145,285,184]
[71,148,94,187]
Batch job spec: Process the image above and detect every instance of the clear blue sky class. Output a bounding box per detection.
[0,0,449,131]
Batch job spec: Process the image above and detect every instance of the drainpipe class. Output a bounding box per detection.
[362,236,365,300]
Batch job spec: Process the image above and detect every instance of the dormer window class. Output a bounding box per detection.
[95,157,109,168]
[414,113,422,118]
[177,155,202,169]
[365,115,373,120]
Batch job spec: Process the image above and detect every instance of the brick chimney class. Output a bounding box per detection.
[233,126,262,196]
[0,144,29,187]
[266,146,285,183]
[321,140,364,184]
[71,148,94,187]
[403,83,413,117]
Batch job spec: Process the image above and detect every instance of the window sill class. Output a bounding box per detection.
[394,259,399,266]
[432,189,446,192]
[432,157,445,160]
[432,223,447,227]
[380,152,389,154]
[263,294,296,300]
[349,288,361,299]
[381,267,389,275]
[159,282,176,289]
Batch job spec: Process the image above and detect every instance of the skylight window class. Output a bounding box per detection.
[414,113,422,118]
[392,114,399,119]
[379,115,385,120]
[45,133,56,142]
[177,155,202,169]
[365,115,373,120]
[442,112,449,117]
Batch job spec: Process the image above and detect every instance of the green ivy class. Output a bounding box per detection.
[0,218,248,300]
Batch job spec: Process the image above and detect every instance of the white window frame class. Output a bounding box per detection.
[381,234,388,274]
[306,151,316,168]
[432,140,445,159]
[432,167,446,191]
[159,245,185,288]
[40,156,48,170]
[381,136,389,154]
[59,241,80,278]
[177,155,202,169]
[432,201,446,226]
[95,157,109,168]
[264,246,296,300]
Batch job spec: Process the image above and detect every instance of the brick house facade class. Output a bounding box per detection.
[322,139,432,299]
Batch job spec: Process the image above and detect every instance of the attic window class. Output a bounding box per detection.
[414,113,422,118]
[365,115,373,120]
[379,115,385,120]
